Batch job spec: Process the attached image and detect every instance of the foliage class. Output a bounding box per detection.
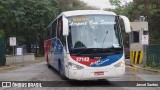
[110,0,121,7]
[151,39,160,45]
[108,0,160,45]
[108,0,160,68]
[0,0,98,55]
[0,30,4,39]
[57,0,98,13]
[146,61,160,68]
[0,0,59,54]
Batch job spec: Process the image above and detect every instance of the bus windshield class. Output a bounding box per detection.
[67,15,123,54]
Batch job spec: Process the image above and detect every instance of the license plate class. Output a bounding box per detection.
[94,71,104,76]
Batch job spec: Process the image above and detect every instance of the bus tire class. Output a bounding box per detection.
[48,64,52,68]
[59,62,68,80]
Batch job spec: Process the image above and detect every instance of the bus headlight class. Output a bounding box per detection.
[114,61,125,67]
[68,62,84,70]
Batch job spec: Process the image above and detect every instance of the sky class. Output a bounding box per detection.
[80,0,133,9]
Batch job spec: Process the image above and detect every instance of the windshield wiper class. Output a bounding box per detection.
[107,48,123,53]
[102,31,108,48]
[72,47,88,56]
[91,48,122,54]
[72,47,122,56]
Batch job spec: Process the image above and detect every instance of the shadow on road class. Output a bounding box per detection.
[66,80,115,87]
[47,64,60,75]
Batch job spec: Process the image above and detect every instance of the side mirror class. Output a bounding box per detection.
[63,16,69,36]
[119,15,131,33]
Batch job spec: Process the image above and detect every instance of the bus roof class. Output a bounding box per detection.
[61,10,116,17]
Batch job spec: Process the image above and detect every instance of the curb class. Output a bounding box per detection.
[0,65,18,70]
[125,62,160,73]
[0,59,44,71]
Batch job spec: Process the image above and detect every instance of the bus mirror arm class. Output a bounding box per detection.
[63,16,69,36]
[119,15,131,33]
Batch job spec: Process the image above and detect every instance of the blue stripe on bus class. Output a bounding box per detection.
[90,53,123,67]
[52,39,63,54]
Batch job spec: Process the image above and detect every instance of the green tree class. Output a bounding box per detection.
[108,0,160,44]
[110,0,121,7]
[0,0,58,54]
[0,0,98,55]
[0,30,4,39]
[56,0,98,13]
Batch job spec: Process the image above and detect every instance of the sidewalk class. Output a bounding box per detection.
[0,57,45,70]
[125,59,160,73]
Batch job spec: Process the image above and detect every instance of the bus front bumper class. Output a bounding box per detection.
[68,66,125,80]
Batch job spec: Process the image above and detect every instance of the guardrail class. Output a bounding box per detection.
[146,45,160,67]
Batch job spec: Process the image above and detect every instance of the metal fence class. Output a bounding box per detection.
[0,38,6,66]
[146,45,160,67]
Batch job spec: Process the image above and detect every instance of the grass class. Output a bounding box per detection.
[146,61,160,69]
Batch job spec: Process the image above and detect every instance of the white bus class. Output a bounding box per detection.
[44,10,131,80]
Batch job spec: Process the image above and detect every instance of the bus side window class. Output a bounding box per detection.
[57,17,62,39]
[46,28,51,39]
[44,30,47,40]
[57,17,66,46]
[52,20,57,38]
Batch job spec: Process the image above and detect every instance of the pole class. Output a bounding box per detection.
[13,46,15,65]
[10,37,17,65]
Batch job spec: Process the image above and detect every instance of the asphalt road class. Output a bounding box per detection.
[0,61,160,90]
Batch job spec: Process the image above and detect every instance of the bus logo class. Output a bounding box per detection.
[2,82,11,87]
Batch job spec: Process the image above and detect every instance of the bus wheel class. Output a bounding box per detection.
[59,63,68,80]
[48,64,52,68]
